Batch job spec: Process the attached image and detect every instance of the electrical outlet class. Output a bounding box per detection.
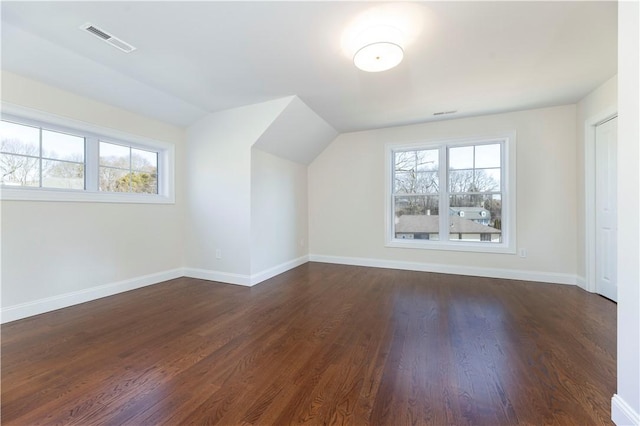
[518,248,527,258]
[299,239,304,248]
[215,249,222,259]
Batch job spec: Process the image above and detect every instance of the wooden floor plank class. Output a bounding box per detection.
[1,263,616,425]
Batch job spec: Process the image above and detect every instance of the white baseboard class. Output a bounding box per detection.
[250,255,309,285]
[183,255,309,287]
[308,254,581,285]
[613,394,640,426]
[182,267,252,286]
[1,258,311,323]
[575,276,587,290]
[1,268,183,324]
[0,255,582,324]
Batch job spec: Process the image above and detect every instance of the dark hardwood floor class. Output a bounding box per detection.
[1,263,616,425]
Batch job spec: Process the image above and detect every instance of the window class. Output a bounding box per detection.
[1,121,85,189]
[386,134,516,253]
[0,109,174,204]
[99,142,158,194]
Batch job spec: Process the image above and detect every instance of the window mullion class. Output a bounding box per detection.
[439,146,448,241]
[157,151,162,195]
[38,128,43,188]
[500,139,507,242]
[85,137,99,192]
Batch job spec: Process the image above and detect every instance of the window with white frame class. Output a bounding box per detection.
[0,111,174,203]
[1,120,85,190]
[387,134,515,253]
[99,141,158,194]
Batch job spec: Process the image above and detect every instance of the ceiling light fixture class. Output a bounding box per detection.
[342,4,430,72]
[354,42,404,72]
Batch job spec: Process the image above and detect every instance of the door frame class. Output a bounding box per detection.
[584,106,617,294]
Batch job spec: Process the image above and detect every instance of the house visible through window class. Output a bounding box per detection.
[388,135,515,253]
[393,148,441,240]
[447,143,502,242]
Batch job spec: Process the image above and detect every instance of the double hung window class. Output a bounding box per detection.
[387,134,515,253]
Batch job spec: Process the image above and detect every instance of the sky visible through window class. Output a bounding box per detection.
[449,144,500,170]
[1,115,171,202]
[1,121,85,161]
[1,120,155,194]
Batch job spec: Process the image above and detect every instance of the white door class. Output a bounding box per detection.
[595,116,618,301]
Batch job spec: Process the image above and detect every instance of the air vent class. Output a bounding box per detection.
[433,110,457,116]
[85,25,110,40]
[80,23,136,53]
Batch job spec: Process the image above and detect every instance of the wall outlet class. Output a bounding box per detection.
[299,239,305,248]
[215,249,222,259]
[518,248,527,258]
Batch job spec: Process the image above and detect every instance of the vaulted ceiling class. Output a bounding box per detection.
[1,1,617,133]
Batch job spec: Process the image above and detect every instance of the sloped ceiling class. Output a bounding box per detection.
[1,22,207,126]
[253,96,338,165]
[1,1,617,133]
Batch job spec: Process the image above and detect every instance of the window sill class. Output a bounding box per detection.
[0,187,175,204]
[386,239,516,254]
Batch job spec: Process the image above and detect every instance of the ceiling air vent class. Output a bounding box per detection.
[80,23,136,53]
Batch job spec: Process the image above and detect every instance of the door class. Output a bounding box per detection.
[595,116,617,301]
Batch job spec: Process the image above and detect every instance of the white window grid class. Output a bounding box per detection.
[0,106,174,204]
[386,134,516,254]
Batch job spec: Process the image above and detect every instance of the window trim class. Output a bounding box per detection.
[385,132,517,254]
[1,103,175,204]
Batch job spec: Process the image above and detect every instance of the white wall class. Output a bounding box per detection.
[576,75,617,282]
[309,105,578,282]
[184,98,290,278]
[254,96,338,165]
[613,2,640,424]
[1,71,186,311]
[185,97,324,284]
[250,148,308,274]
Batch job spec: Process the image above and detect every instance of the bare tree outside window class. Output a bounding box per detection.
[1,121,85,189]
[392,142,504,243]
[448,144,502,240]
[1,115,170,203]
[99,142,158,194]
[1,139,40,186]
[394,148,439,217]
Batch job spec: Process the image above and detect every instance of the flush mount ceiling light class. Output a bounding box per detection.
[353,42,404,72]
[341,4,429,72]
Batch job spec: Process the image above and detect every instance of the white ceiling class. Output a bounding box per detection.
[1,1,617,133]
